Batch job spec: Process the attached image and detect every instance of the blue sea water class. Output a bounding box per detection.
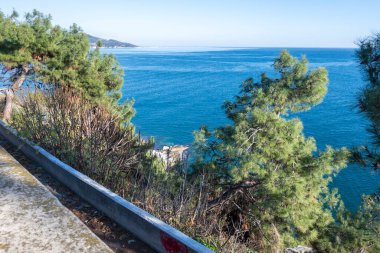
[103,47,380,211]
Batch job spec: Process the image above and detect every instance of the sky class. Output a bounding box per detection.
[1,0,379,47]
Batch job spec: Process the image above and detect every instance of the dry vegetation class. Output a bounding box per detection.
[11,88,253,252]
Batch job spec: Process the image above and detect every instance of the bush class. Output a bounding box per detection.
[12,88,151,194]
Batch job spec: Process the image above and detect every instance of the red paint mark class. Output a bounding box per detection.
[160,231,189,253]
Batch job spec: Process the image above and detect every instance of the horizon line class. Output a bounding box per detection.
[108,45,357,49]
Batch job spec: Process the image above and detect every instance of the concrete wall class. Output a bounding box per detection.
[0,121,214,253]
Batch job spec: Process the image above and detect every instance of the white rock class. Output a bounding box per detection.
[285,246,315,253]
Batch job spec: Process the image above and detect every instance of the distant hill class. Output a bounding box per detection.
[87,34,137,48]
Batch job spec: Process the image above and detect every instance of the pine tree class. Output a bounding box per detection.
[329,32,380,253]
[0,10,129,122]
[193,50,350,250]
[353,33,380,170]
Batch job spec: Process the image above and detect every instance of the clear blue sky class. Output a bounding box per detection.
[1,0,379,47]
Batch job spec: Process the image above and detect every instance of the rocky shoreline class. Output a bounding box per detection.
[152,145,190,169]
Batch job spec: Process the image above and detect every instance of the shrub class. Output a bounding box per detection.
[12,88,151,193]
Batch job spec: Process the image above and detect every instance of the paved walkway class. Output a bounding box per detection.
[0,146,113,253]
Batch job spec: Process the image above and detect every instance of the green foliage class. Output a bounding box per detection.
[0,9,130,121]
[0,10,52,67]
[353,33,380,169]
[193,51,361,251]
[334,32,380,253]
[315,195,380,252]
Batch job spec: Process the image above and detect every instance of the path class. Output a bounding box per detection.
[0,145,113,253]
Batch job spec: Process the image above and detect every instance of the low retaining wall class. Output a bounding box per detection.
[0,121,213,253]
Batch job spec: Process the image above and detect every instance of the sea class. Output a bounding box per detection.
[102,47,380,211]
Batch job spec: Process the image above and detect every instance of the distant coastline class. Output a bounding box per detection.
[87,34,137,48]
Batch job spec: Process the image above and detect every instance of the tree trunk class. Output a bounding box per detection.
[3,89,14,122]
[12,64,29,90]
[2,64,29,121]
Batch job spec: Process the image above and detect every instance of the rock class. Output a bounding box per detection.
[152,145,190,169]
[285,246,315,253]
